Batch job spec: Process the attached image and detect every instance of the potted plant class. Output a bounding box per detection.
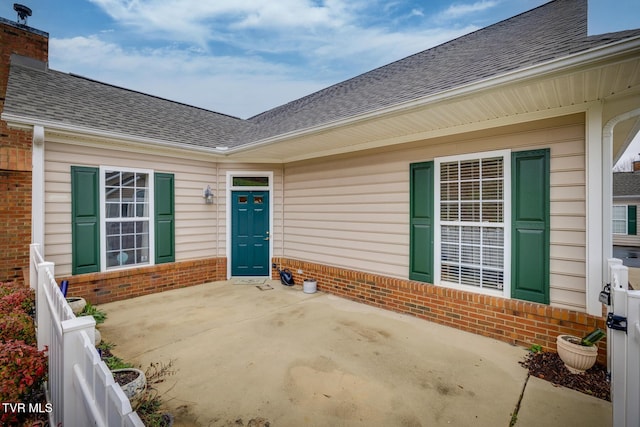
[112,368,147,407]
[66,296,86,314]
[556,328,606,374]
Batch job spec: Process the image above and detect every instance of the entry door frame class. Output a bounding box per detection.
[226,171,274,279]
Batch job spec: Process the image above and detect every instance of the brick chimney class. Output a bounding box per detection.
[0,14,49,284]
[633,159,640,172]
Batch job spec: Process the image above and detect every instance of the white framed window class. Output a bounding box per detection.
[435,150,511,296]
[100,167,155,270]
[612,205,628,235]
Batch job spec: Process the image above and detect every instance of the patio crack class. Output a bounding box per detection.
[509,373,530,426]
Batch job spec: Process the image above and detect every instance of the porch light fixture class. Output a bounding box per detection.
[203,185,214,204]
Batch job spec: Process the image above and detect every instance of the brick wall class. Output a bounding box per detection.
[272,257,607,364]
[57,257,227,305]
[0,171,31,283]
[0,19,49,285]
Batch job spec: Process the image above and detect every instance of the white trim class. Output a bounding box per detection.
[586,104,604,316]
[31,125,45,249]
[602,107,640,314]
[434,149,511,298]
[99,166,155,272]
[225,171,274,279]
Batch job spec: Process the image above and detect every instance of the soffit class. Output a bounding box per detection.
[226,50,640,164]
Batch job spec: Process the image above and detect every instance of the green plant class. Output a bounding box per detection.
[97,340,115,353]
[79,302,108,325]
[529,344,543,353]
[581,328,606,346]
[0,340,48,425]
[103,355,134,370]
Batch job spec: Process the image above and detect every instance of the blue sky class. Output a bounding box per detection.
[1,0,639,119]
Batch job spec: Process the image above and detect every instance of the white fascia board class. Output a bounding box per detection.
[0,113,230,158]
[228,35,640,154]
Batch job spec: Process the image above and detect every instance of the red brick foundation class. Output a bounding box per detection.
[272,257,607,364]
[57,257,227,305]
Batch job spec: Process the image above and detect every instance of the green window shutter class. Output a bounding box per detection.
[511,149,550,304]
[410,161,434,283]
[71,166,100,274]
[155,173,175,264]
[628,205,637,235]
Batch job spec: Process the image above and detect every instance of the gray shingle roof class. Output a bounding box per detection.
[614,172,640,197]
[4,62,255,149]
[3,0,640,150]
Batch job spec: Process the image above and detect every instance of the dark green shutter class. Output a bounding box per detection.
[511,149,550,304]
[628,205,637,235]
[71,166,100,274]
[154,173,175,264]
[410,161,434,282]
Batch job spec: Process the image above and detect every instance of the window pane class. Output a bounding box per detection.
[233,177,269,187]
[460,202,480,222]
[440,162,458,181]
[460,181,479,201]
[459,160,480,181]
[441,203,459,221]
[441,181,458,201]
[612,206,626,220]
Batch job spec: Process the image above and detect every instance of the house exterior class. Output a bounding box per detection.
[2,0,640,359]
[613,170,640,247]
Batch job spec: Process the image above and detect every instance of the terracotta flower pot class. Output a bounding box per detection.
[556,334,598,374]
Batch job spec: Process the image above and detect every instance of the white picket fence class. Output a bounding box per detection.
[29,243,143,427]
[607,259,640,427]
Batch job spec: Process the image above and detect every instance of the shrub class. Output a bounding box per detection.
[0,311,36,345]
[0,283,35,315]
[0,340,48,424]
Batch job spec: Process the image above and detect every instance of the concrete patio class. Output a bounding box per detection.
[98,280,611,427]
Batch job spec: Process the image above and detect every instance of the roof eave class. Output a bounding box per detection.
[0,113,232,158]
[225,34,640,156]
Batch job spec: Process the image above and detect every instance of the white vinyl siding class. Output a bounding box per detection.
[283,114,587,310]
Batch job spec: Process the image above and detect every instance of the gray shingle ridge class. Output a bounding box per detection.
[614,171,640,197]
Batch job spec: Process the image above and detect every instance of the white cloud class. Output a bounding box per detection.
[49,36,328,117]
[439,0,499,20]
[48,1,488,118]
[88,0,356,46]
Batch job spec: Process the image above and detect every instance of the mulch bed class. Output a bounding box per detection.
[520,351,610,401]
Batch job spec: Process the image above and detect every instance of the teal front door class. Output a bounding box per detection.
[231,191,270,276]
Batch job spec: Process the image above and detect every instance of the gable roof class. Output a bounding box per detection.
[2,0,640,156]
[614,171,640,197]
[4,57,255,150]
